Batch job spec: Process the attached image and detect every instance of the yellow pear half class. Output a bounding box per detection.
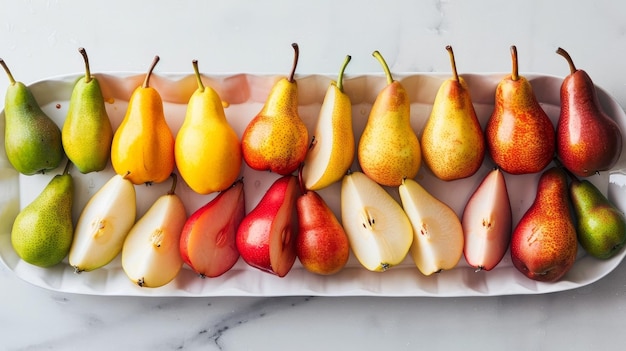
[340,171,413,271]
[302,55,354,191]
[399,177,464,275]
[122,175,187,288]
[69,173,137,273]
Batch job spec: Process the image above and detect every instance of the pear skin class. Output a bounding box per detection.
[510,167,577,282]
[1,58,63,175]
[62,48,113,174]
[11,161,73,267]
[302,55,354,190]
[358,51,421,187]
[175,60,242,194]
[486,46,555,175]
[421,46,485,181]
[110,56,175,185]
[241,43,309,176]
[555,47,622,178]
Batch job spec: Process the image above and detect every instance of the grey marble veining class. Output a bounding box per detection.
[3,0,626,350]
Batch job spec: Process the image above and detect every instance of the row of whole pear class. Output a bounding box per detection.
[3,43,625,289]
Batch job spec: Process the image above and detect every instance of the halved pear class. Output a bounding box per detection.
[302,55,354,190]
[462,168,512,271]
[340,171,412,271]
[69,173,137,273]
[122,175,187,288]
[399,178,464,276]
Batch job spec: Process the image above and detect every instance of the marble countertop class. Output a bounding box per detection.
[2,0,626,350]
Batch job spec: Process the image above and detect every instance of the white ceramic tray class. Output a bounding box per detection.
[1,71,626,297]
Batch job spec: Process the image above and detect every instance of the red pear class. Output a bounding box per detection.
[179,180,245,278]
[510,167,578,282]
[462,167,512,271]
[555,47,622,177]
[236,175,300,277]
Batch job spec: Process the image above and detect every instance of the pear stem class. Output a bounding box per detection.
[336,55,351,92]
[556,47,577,74]
[288,43,299,83]
[168,173,178,195]
[297,163,307,194]
[142,55,160,88]
[510,45,519,81]
[62,159,72,175]
[0,58,16,84]
[446,45,459,81]
[372,51,394,85]
[78,47,92,84]
[192,59,205,92]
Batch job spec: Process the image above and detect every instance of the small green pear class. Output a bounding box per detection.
[11,160,74,267]
[1,58,63,175]
[569,177,626,259]
[62,47,113,173]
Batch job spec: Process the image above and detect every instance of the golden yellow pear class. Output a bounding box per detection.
[110,56,175,185]
[358,51,420,187]
[302,55,354,190]
[421,45,485,181]
[175,60,242,194]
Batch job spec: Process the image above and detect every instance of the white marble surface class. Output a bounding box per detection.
[2,0,626,350]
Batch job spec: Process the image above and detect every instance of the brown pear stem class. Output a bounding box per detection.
[192,59,205,92]
[168,173,178,195]
[297,163,307,195]
[0,58,16,84]
[62,159,73,175]
[78,47,92,84]
[510,46,519,81]
[336,55,351,92]
[288,43,299,83]
[556,47,577,74]
[446,45,459,81]
[143,55,160,88]
[372,50,394,85]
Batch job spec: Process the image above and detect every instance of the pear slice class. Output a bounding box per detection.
[340,171,412,272]
[399,178,464,276]
[122,175,187,288]
[69,173,136,273]
[462,168,512,271]
[302,55,354,190]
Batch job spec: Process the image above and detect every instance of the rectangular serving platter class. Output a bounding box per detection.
[1,71,626,297]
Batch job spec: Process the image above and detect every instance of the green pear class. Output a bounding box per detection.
[569,177,626,259]
[421,45,485,181]
[62,48,113,173]
[11,161,74,267]
[1,58,63,175]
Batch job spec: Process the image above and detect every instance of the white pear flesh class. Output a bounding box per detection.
[122,193,187,288]
[302,83,354,190]
[399,178,464,276]
[462,168,512,271]
[340,171,413,271]
[69,174,137,272]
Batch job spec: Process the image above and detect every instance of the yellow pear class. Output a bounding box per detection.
[302,55,354,191]
[340,171,413,271]
[175,60,242,194]
[110,56,175,185]
[241,43,309,175]
[421,45,485,181]
[358,51,421,187]
[399,177,464,275]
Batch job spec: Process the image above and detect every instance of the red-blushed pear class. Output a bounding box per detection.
[555,47,623,178]
[485,46,555,175]
[236,175,300,277]
[462,167,512,271]
[121,174,187,288]
[179,180,245,278]
[241,43,309,175]
[510,167,578,282]
[296,167,350,275]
